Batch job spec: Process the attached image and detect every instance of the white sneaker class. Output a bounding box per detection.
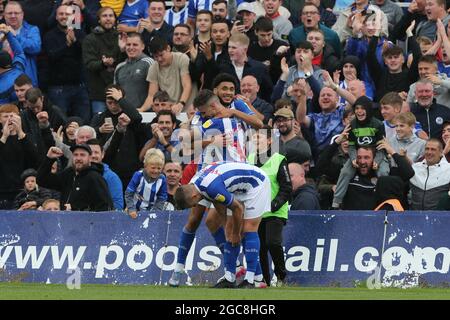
[168,270,183,287]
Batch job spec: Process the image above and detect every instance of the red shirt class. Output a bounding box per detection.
[312,53,323,67]
[181,162,198,185]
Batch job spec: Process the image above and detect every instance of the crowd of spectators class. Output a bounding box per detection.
[1,0,450,215]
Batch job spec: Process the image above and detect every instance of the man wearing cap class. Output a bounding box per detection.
[273,107,312,164]
[0,23,26,104]
[0,103,40,209]
[37,144,113,211]
[232,2,257,43]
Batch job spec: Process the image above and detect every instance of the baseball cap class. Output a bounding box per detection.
[0,51,12,69]
[237,2,256,14]
[70,144,92,155]
[274,108,294,119]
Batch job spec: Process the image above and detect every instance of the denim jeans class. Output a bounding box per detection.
[48,84,91,123]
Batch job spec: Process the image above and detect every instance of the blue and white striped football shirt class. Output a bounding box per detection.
[188,0,213,19]
[191,162,267,206]
[165,6,188,26]
[199,116,247,167]
[126,170,167,210]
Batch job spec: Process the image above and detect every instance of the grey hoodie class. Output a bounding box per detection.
[388,134,426,166]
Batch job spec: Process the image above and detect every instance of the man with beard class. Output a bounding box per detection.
[273,107,312,164]
[139,110,179,162]
[37,144,113,211]
[341,145,414,210]
[82,6,122,115]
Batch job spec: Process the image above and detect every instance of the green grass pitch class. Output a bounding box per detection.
[1,283,450,300]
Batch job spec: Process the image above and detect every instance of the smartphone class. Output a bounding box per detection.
[235,14,244,26]
[105,117,113,126]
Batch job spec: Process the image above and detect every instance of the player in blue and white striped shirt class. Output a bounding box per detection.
[170,161,271,288]
[165,0,189,27]
[125,149,168,218]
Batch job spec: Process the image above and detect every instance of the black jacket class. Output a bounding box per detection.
[37,158,113,211]
[215,57,274,102]
[411,100,450,139]
[21,97,67,158]
[82,26,124,100]
[367,36,420,102]
[90,97,142,144]
[316,140,348,183]
[320,44,340,74]
[14,186,52,209]
[194,43,230,90]
[43,25,86,85]
[142,22,174,55]
[0,134,40,200]
[342,153,415,210]
[101,119,152,190]
[291,184,321,210]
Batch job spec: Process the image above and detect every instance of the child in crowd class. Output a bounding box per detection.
[388,112,426,165]
[125,148,168,218]
[379,92,427,140]
[39,199,61,211]
[332,96,389,209]
[14,169,52,210]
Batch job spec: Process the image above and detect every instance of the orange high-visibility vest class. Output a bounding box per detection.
[374,199,404,211]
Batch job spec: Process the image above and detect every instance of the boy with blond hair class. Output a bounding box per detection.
[387,112,426,164]
[125,148,168,218]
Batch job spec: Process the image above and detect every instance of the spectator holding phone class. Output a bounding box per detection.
[90,84,142,146]
[231,2,257,43]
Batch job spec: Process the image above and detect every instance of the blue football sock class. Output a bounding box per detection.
[177,227,196,266]
[211,226,226,254]
[224,241,240,282]
[243,232,260,283]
